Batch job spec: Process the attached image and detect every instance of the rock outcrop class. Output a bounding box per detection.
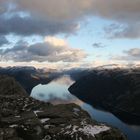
[69,68,140,125]
[0,75,127,140]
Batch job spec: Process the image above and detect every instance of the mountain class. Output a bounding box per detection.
[0,66,53,94]
[0,67,90,94]
[0,75,126,140]
[69,67,140,125]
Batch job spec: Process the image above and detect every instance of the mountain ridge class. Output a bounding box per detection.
[69,68,140,125]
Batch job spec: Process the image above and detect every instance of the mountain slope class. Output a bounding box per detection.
[0,67,52,94]
[69,68,140,124]
[0,75,126,140]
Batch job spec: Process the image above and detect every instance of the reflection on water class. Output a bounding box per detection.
[31,75,83,105]
[82,104,140,140]
[31,75,140,140]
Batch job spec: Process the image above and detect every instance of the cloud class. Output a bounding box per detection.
[112,48,140,61]
[104,23,140,39]
[0,0,9,15]
[0,36,9,46]
[15,0,94,21]
[44,36,67,47]
[92,42,105,48]
[0,0,140,38]
[15,0,140,22]
[0,15,79,36]
[1,36,87,62]
[121,48,140,61]
[18,0,140,39]
[125,48,140,57]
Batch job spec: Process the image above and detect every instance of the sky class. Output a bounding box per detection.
[0,0,140,70]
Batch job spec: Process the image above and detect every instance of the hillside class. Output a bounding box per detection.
[69,68,140,125]
[0,67,52,93]
[0,75,126,140]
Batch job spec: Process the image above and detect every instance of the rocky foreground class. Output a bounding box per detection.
[0,75,126,140]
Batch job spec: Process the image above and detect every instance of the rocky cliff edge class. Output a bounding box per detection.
[0,75,127,140]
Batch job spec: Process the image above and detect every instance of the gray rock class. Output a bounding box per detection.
[0,75,127,140]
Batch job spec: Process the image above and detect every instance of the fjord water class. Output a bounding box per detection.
[31,75,140,140]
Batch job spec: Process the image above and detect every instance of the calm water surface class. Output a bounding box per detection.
[31,75,140,140]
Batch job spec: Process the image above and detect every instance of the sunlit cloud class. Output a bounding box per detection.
[0,0,140,68]
[0,36,87,63]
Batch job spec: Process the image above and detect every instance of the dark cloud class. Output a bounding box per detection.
[0,36,9,46]
[92,43,105,48]
[18,0,140,39]
[0,15,79,36]
[0,0,140,38]
[15,0,94,21]
[1,37,87,62]
[15,0,140,22]
[0,0,9,15]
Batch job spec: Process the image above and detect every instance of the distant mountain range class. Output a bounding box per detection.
[69,67,140,125]
[0,66,89,94]
[1,66,140,125]
[0,66,53,93]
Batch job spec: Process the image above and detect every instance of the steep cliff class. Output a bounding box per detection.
[69,68,140,124]
[0,75,127,140]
